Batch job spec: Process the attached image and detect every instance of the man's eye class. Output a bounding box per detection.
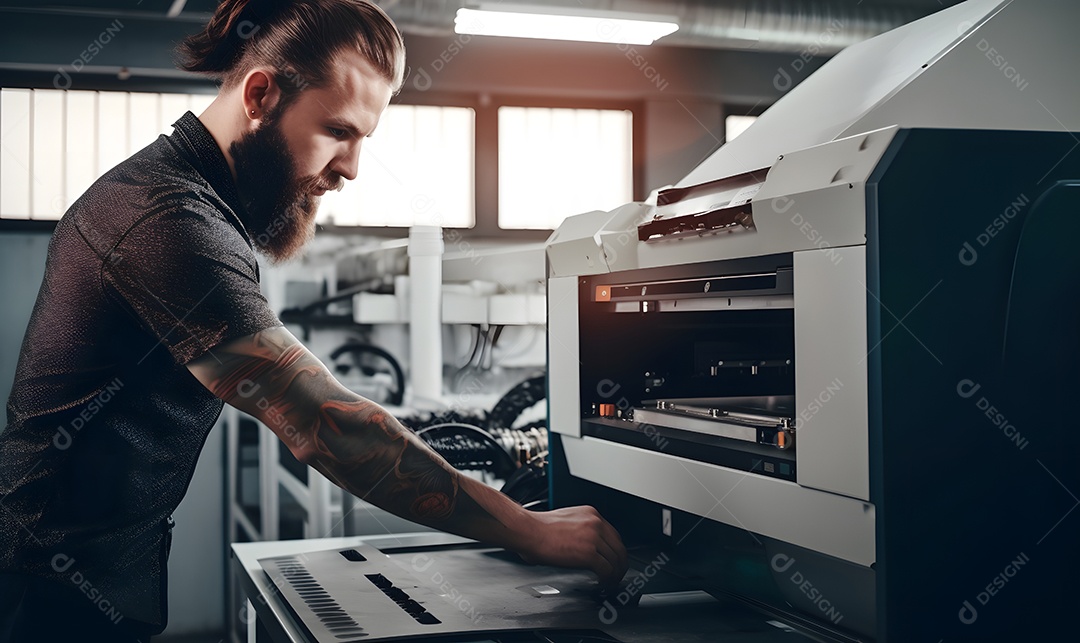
[328,127,347,138]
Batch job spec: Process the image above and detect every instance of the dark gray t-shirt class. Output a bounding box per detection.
[0,111,280,629]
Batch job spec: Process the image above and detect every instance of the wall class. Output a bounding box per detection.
[0,232,50,414]
[161,422,226,637]
[0,16,828,229]
[396,34,825,197]
[0,230,227,636]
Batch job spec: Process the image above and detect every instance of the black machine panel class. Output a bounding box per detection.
[577,254,797,478]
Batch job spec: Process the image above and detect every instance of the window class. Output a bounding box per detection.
[2,89,633,235]
[0,88,214,220]
[1,89,31,217]
[317,105,474,228]
[498,107,633,230]
[725,114,758,142]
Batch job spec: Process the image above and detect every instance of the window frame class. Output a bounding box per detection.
[495,103,636,232]
[388,91,642,240]
[0,74,643,240]
[316,102,478,230]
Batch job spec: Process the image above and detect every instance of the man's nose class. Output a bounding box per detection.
[332,140,361,182]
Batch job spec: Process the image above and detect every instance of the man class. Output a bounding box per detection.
[0,1,627,640]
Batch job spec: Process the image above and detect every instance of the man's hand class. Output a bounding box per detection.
[186,326,627,585]
[518,506,628,587]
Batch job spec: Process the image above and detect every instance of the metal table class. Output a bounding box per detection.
[232,534,820,643]
[232,533,470,643]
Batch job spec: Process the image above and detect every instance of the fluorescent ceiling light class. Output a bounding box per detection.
[455,5,679,46]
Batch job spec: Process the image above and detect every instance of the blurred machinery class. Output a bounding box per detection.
[258,232,552,541]
[399,374,549,508]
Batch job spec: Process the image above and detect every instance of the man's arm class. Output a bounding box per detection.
[187,326,627,584]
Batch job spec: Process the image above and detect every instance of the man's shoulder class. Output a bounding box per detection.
[91,134,230,220]
[64,136,245,259]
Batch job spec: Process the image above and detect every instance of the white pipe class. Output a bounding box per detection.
[408,226,444,404]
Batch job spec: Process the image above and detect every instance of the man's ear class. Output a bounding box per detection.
[240,68,282,120]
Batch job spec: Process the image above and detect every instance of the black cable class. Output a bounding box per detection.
[487,374,547,431]
[329,342,406,406]
[278,280,388,340]
[415,422,501,442]
[452,324,486,392]
[296,279,385,315]
[500,458,549,507]
[476,325,493,372]
[459,324,482,370]
[415,423,519,478]
[401,408,488,430]
[484,324,505,369]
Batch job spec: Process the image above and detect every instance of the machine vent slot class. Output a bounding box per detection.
[602,272,778,302]
[339,549,367,562]
[365,574,442,625]
[638,203,756,242]
[275,558,367,639]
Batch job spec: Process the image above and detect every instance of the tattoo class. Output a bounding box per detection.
[194,328,502,530]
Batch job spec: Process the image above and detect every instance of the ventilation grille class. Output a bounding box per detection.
[277,557,369,640]
[365,573,441,625]
[339,549,367,562]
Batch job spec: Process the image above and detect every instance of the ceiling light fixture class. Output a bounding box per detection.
[455,4,679,46]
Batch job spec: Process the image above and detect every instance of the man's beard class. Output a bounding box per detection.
[230,110,342,262]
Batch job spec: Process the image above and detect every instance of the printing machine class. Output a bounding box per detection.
[234,1,1080,641]
[546,0,1080,640]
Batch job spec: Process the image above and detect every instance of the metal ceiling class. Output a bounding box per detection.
[0,0,966,53]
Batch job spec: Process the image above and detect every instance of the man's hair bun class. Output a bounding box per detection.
[176,0,405,97]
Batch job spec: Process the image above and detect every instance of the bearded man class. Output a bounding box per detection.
[0,1,626,641]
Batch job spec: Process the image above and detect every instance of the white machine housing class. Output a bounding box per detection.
[546,0,1080,572]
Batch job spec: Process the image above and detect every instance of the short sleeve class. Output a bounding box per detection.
[102,206,282,365]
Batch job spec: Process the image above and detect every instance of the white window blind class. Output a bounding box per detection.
[1,92,474,228]
[0,88,215,220]
[317,104,475,228]
[1,89,31,217]
[498,107,633,230]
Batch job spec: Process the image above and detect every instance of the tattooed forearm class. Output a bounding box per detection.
[189,327,632,582]
[190,327,519,541]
